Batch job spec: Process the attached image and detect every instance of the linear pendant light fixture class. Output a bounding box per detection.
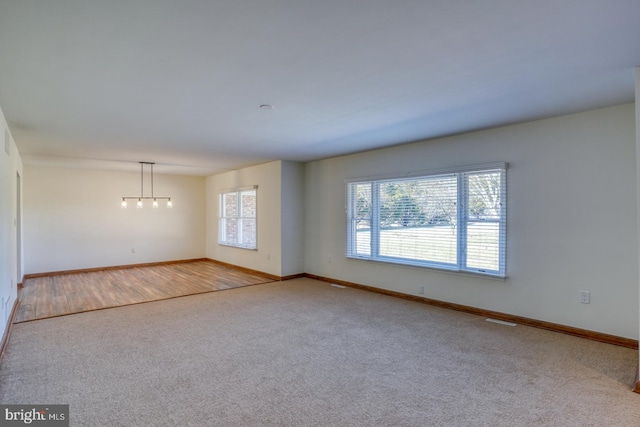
[121,162,172,209]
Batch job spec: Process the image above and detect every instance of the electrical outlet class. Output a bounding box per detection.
[579,290,590,304]
[418,286,425,295]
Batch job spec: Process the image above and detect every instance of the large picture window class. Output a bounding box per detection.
[346,164,506,277]
[219,186,257,249]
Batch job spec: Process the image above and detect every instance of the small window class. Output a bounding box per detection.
[219,186,257,249]
[346,164,506,277]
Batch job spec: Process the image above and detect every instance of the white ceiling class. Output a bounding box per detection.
[1,0,639,176]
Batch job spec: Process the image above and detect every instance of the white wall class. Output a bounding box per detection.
[205,160,305,277]
[8,103,637,342]
[0,106,23,337]
[305,103,638,339]
[206,161,283,276]
[281,161,305,277]
[24,166,206,274]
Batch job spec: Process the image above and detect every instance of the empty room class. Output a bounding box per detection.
[1,1,640,425]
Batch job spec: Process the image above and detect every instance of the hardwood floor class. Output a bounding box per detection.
[16,260,275,323]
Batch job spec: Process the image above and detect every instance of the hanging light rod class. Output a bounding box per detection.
[121,162,173,209]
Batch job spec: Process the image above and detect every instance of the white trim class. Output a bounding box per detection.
[345,255,507,281]
[220,185,258,193]
[345,164,507,278]
[3,129,9,156]
[218,187,258,250]
[458,173,467,270]
[345,162,507,184]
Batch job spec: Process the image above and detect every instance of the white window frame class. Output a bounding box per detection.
[218,186,258,250]
[346,163,507,278]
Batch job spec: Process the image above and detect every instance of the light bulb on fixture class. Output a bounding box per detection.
[121,162,173,208]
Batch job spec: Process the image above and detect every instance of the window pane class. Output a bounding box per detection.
[468,171,502,220]
[346,164,505,277]
[349,183,372,256]
[224,218,238,244]
[378,175,457,264]
[240,218,256,247]
[466,222,499,270]
[355,184,372,220]
[354,220,371,256]
[219,188,257,249]
[379,226,457,264]
[223,193,238,217]
[240,190,256,217]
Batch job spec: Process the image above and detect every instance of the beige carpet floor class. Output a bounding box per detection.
[0,278,639,426]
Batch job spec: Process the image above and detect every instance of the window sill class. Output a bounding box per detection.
[346,255,507,281]
[218,243,258,251]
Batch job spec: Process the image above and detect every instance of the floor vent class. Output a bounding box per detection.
[486,318,517,327]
